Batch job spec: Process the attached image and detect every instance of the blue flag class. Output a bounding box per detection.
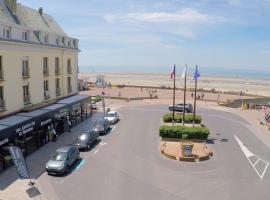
[193,65,200,80]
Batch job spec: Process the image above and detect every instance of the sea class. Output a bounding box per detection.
[78,65,270,79]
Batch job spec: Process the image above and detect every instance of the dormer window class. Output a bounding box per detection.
[56,37,60,46]
[73,39,77,48]
[62,37,65,46]
[43,34,48,44]
[3,27,11,39]
[22,31,29,41]
[67,40,71,47]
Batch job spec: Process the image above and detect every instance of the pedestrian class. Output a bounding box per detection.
[191,93,194,98]
[202,93,204,99]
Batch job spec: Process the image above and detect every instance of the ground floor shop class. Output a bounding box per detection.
[0,95,92,173]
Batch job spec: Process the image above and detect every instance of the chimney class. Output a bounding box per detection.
[4,0,17,13]
[38,7,43,15]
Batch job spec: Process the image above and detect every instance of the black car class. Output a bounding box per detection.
[168,103,193,113]
[46,145,80,175]
[91,118,110,135]
[73,131,99,151]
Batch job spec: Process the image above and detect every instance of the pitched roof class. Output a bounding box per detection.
[0,0,67,36]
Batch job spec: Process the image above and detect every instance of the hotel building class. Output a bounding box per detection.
[0,0,91,172]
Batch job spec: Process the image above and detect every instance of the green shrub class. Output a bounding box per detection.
[91,95,102,102]
[159,125,209,140]
[163,113,201,124]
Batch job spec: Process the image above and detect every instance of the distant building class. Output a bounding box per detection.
[0,0,79,115]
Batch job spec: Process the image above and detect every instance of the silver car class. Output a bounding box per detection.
[46,145,80,175]
[104,111,119,124]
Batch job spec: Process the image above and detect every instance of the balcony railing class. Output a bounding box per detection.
[68,85,72,93]
[56,88,61,96]
[55,68,61,75]
[43,69,49,77]
[23,94,31,105]
[44,90,50,100]
[22,69,30,79]
[67,67,72,74]
[0,99,5,111]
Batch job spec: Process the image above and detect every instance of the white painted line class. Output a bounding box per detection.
[261,163,269,179]
[234,135,254,158]
[94,149,99,154]
[100,142,107,146]
[234,134,269,180]
[111,126,116,132]
[253,158,261,167]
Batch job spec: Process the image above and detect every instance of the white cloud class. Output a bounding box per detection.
[104,8,223,24]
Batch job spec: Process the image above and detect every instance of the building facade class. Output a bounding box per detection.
[0,1,92,173]
[0,0,79,116]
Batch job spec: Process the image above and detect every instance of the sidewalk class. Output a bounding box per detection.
[0,111,103,200]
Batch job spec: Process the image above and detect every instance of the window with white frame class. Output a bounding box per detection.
[22,31,29,41]
[56,37,60,46]
[22,57,29,78]
[43,34,48,44]
[3,27,11,39]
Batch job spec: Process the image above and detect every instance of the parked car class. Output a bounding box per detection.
[73,131,99,151]
[46,145,80,175]
[104,111,119,124]
[168,103,193,112]
[91,118,110,135]
[91,102,97,110]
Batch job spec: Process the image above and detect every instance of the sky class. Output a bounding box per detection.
[19,0,270,71]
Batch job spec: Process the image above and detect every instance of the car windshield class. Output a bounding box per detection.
[94,120,104,126]
[75,134,90,142]
[51,151,68,161]
[106,113,115,117]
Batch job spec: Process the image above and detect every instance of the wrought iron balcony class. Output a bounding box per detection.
[68,85,72,93]
[44,90,50,100]
[43,69,49,77]
[56,88,61,96]
[0,99,5,111]
[23,94,31,105]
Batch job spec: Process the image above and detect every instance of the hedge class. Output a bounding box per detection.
[159,125,209,140]
[163,113,201,124]
[91,95,102,102]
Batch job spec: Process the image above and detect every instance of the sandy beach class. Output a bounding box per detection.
[79,72,270,97]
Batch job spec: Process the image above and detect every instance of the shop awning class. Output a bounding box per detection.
[57,95,90,105]
[16,109,53,128]
[0,115,34,143]
[56,95,91,112]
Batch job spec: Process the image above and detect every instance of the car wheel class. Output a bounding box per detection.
[87,144,91,150]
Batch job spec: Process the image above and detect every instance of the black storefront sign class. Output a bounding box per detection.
[72,103,81,111]
[15,121,36,137]
[0,138,9,146]
[55,108,69,119]
[40,118,52,127]
[8,146,30,179]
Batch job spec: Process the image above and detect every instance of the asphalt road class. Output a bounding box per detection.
[38,104,270,200]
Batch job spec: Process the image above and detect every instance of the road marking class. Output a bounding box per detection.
[254,159,260,166]
[111,126,117,132]
[234,135,269,179]
[94,149,99,154]
[100,142,107,146]
[261,163,269,179]
[54,180,64,184]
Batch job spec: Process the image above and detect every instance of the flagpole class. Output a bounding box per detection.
[172,65,176,125]
[193,66,198,127]
[182,64,187,126]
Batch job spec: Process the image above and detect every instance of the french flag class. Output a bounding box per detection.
[171,65,176,79]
